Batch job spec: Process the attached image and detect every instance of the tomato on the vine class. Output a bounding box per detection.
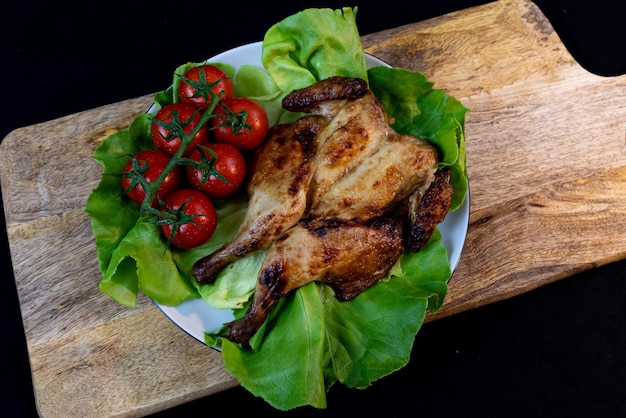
[186,143,247,199]
[159,189,217,249]
[211,97,269,150]
[178,64,234,110]
[121,150,182,207]
[151,103,209,157]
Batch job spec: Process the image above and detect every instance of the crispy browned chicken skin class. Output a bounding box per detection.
[191,76,454,345]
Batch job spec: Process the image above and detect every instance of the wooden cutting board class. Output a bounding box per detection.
[2,0,626,416]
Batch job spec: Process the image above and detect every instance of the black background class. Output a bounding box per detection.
[2,1,626,416]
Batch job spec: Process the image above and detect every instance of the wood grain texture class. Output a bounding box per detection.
[362,0,626,211]
[431,165,626,320]
[1,0,625,416]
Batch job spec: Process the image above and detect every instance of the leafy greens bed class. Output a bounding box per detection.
[86,7,468,411]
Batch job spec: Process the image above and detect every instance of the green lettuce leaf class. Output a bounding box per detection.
[221,283,327,409]
[262,7,368,94]
[99,220,193,307]
[233,64,294,127]
[86,114,152,273]
[87,113,198,307]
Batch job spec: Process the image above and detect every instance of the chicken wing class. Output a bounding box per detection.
[282,75,368,117]
[405,169,454,252]
[284,78,392,210]
[308,133,438,222]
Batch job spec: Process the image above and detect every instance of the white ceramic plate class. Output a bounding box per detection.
[156,41,470,343]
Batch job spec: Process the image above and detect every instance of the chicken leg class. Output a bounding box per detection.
[226,211,405,345]
[192,115,325,284]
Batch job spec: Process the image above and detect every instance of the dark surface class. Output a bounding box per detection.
[2,1,626,416]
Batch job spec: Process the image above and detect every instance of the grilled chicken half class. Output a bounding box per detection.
[192,76,453,345]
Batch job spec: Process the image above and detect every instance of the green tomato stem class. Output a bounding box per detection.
[139,91,225,216]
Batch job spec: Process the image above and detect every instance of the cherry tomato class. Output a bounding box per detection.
[186,143,247,199]
[159,189,218,249]
[151,103,209,157]
[121,150,182,207]
[211,97,269,150]
[178,64,234,110]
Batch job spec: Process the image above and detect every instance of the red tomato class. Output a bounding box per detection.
[159,189,217,249]
[151,103,209,157]
[178,64,234,110]
[211,97,269,150]
[121,150,182,207]
[186,143,247,199]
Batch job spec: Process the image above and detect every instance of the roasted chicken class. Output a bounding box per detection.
[192,76,453,345]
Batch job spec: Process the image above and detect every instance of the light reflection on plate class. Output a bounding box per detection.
[156,41,470,344]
